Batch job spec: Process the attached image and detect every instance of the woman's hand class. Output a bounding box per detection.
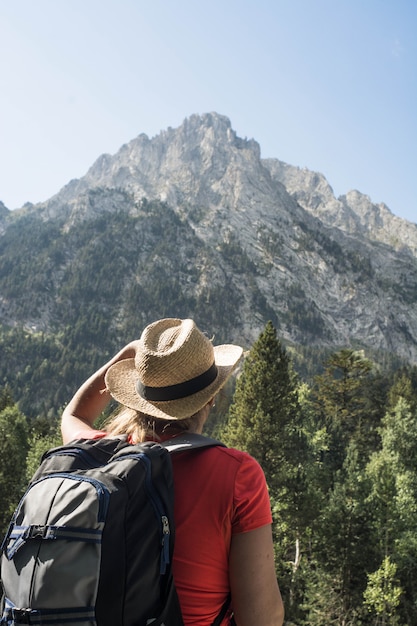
[61,341,139,443]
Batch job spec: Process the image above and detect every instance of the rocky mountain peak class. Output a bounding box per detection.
[51,113,263,208]
[39,112,416,260]
[1,113,416,366]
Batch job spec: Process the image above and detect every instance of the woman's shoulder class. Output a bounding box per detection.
[192,443,267,480]
[211,443,261,463]
[215,444,258,464]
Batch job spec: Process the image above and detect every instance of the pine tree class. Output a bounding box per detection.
[308,439,377,623]
[221,321,299,474]
[313,348,377,477]
[305,349,384,622]
[220,321,309,619]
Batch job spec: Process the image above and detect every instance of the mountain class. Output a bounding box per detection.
[0,112,416,417]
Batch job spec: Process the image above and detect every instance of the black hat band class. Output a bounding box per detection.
[136,362,218,402]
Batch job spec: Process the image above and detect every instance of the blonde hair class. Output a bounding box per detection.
[104,406,204,443]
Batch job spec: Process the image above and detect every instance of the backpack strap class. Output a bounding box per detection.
[161,432,226,454]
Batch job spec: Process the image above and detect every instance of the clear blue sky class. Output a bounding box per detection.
[1,0,416,223]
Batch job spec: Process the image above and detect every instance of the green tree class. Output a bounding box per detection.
[0,404,30,534]
[305,349,384,623]
[363,556,403,625]
[366,397,417,624]
[388,368,417,414]
[221,321,301,481]
[220,321,309,620]
[25,422,62,481]
[313,349,376,475]
[307,440,376,624]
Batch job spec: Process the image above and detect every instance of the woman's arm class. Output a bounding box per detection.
[61,342,138,444]
[229,524,284,626]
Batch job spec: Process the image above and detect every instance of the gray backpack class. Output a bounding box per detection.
[0,433,227,626]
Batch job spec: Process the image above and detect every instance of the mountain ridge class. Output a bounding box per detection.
[0,112,416,371]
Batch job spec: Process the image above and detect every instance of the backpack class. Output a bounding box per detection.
[0,433,228,626]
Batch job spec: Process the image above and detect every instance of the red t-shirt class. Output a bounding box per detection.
[73,431,272,625]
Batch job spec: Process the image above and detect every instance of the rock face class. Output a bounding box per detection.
[264,159,417,255]
[1,112,416,364]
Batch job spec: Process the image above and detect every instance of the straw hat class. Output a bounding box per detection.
[105,318,243,420]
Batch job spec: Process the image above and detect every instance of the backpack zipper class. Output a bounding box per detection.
[42,447,111,469]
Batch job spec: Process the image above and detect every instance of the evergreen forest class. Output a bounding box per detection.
[1,322,417,625]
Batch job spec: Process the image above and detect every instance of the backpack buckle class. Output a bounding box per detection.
[11,607,32,623]
[27,524,49,539]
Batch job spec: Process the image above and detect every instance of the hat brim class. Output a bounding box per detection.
[105,344,243,420]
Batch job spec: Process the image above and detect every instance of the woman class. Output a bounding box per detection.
[61,318,284,626]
